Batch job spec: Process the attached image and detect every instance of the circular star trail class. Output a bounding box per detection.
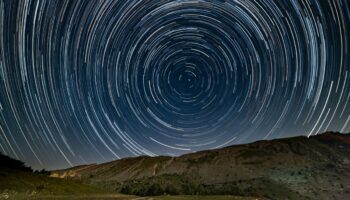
[0,0,350,169]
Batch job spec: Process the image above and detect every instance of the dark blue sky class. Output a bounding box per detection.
[0,0,350,170]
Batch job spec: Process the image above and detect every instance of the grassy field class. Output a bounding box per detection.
[2,194,261,200]
[0,168,104,195]
[2,194,134,200]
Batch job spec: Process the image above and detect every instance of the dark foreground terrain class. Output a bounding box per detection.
[0,152,115,199]
[52,132,350,200]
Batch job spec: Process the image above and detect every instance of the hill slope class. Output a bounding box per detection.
[0,152,107,199]
[52,132,350,200]
[0,150,261,200]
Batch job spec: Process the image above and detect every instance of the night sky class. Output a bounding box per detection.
[0,0,350,170]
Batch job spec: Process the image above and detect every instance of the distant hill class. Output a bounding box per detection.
[52,132,350,200]
[0,152,104,199]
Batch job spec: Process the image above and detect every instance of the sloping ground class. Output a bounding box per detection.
[0,151,259,200]
[6,194,259,200]
[0,168,258,200]
[0,168,103,195]
[52,132,350,200]
[0,153,107,199]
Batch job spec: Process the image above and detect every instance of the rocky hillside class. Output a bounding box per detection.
[52,132,350,200]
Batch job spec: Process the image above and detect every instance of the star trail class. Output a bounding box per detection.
[0,0,350,169]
